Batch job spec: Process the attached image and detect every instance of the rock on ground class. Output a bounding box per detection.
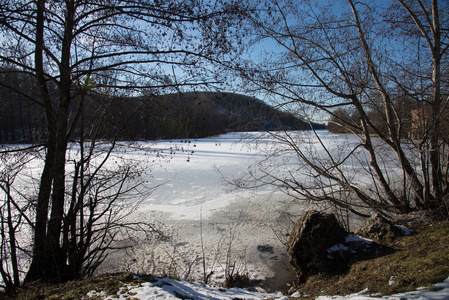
[287,210,347,282]
[354,213,403,241]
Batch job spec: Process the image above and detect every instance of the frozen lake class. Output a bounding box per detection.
[98,132,310,291]
[136,132,289,219]
[96,131,374,290]
[3,131,373,291]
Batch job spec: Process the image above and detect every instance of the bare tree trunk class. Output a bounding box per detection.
[398,0,444,209]
[46,0,75,280]
[430,0,442,203]
[26,0,56,283]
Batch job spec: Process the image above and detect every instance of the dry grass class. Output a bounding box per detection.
[2,273,148,300]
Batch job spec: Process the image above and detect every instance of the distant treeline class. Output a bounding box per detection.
[0,72,324,143]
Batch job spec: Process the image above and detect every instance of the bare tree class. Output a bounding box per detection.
[229,0,448,222]
[0,150,34,294]
[0,0,244,286]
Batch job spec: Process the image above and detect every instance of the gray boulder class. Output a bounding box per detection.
[354,213,403,240]
[287,210,348,282]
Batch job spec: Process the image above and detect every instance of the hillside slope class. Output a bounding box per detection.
[0,71,324,142]
[164,92,325,135]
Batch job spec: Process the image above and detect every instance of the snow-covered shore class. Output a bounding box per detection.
[88,275,449,299]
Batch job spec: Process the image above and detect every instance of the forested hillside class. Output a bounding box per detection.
[161,92,325,137]
[0,73,324,143]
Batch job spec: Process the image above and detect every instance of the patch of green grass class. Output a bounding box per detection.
[297,220,449,298]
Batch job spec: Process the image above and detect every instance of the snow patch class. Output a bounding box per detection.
[395,225,414,236]
[96,275,449,300]
[316,276,449,300]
